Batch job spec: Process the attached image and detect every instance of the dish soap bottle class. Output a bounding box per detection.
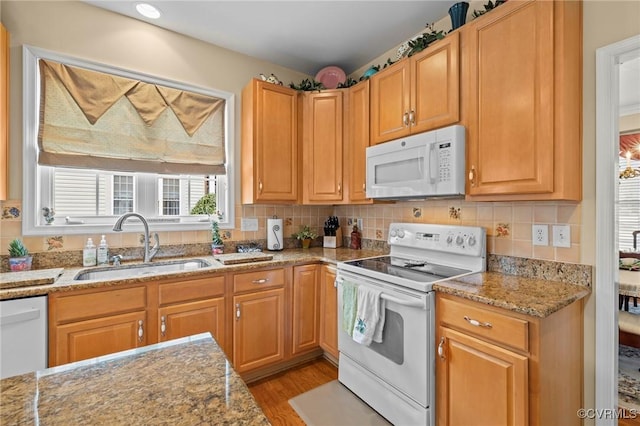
[83,238,97,266]
[97,235,109,265]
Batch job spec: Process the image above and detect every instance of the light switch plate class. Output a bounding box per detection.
[552,225,571,248]
[241,217,258,231]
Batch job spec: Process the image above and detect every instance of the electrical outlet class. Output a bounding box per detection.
[240,217,258,231]
[357,218,363,230]
[532,224,549,246]
[552,225,571,248]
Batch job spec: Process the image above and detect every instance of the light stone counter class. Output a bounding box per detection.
[0,248,590,318]
[0,333,270,425]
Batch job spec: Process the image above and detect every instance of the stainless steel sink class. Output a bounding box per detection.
[74,259,211,281]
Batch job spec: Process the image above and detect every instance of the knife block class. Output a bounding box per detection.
[323,227,343,249]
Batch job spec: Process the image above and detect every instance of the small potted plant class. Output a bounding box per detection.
[292,225,318,249]
[8,239,33,271]
[211,220,224,255]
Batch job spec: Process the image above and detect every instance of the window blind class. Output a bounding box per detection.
[619,157,640,251]
[38,59,226,175]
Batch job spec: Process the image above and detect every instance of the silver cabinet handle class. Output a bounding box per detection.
[464,316,492,328]
[252,278,270,284]
[258,180,263,193]
[362,182,366,191]
[403,112,409,126]
[236,303,241,320]
[138,320,144,342]
[160,315,166,337]
[409,110,415,125]
[438,337,446,361]
[338,182,342,194]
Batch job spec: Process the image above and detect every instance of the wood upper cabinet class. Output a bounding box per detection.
[1,23,9,201]
[347,81,372,203]
[319,265,338,359]
[49,285,148,366]
[465,0,582,201]
[436,292,583,426]
[370,32,460,145]
[291,264,320,355]
[242,79,299,203]
[232,268,286,373]
[158,276,226,353]
[302,90,344,203]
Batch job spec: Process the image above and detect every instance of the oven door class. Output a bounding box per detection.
[336,269,434,408]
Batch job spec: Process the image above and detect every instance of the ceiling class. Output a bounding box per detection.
[82,0,458,76]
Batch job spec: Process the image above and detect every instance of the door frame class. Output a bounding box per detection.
[595,34,640,424]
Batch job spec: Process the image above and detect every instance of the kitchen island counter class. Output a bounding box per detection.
[0,333,270,425]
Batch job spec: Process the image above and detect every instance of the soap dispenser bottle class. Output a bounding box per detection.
[97,235,109,265]
[83,238,97,266]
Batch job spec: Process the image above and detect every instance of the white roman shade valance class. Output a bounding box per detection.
[38,59,226,175]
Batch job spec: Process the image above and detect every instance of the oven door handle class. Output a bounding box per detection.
[336,277,426,309]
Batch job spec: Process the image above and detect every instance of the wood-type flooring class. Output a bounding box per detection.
[248,357,337,426]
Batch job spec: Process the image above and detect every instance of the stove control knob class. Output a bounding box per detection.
[455,235,464,246]
[446,234,454,245]
[468,235,477,247]
[397,229,405,239]
[390,229,397,238]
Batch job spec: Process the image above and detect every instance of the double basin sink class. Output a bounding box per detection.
[74,259,211,281]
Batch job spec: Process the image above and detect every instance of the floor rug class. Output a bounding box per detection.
[289,380,391,426]
[619,344,640,410]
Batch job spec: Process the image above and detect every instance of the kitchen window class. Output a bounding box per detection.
[22,46,235,235]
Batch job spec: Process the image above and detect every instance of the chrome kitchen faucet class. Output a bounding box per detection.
[112,213,160,263]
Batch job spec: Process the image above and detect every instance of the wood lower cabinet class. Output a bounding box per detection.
[232,268,286,373]
[291,265,320,355]
[319,265,338,359]
[49,284,148,366]
[436,292,583,426]
[241,79,299,204]
[464,0,581,200]
[158,276,226,353]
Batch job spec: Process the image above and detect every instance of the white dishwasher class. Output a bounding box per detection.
[0,296,48,379]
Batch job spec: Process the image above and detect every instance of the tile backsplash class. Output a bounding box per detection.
[1,199,581,264]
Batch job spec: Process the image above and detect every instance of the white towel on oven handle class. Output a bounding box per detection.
[352,286,386,345]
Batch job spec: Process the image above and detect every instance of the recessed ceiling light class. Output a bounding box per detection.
[135,3,161,19]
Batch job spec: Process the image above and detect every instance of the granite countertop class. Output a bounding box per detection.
[0,333,270,425]
[0,248,590,318]
[434,272,591,318]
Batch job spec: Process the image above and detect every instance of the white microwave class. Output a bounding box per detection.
[366,125,465,200]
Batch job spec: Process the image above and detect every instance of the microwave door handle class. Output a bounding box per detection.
[428,142,438,184]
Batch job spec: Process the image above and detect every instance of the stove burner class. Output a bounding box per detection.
[345,256,471,284]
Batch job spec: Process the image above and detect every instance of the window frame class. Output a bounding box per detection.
[22,45,235,236]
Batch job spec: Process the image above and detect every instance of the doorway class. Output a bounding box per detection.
[595,34,640,423]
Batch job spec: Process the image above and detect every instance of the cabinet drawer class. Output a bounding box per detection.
[438,295,529,352]
[233,268,285,293]
[159,276,225,306]
[55,286,147,323]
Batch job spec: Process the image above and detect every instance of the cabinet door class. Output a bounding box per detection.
[233,288,285,373]
[437,327,528,426]
[319,265,338,359]
[0,24,8,201]
[467,0,554,196]
[158,297,225,346]
[303,90,344,203]
[370,61,411,144]
[411,32,459,133]
[242,80,299,203]
[347,81,371,203]
[54,311,147,366]
[291,265,319,355]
